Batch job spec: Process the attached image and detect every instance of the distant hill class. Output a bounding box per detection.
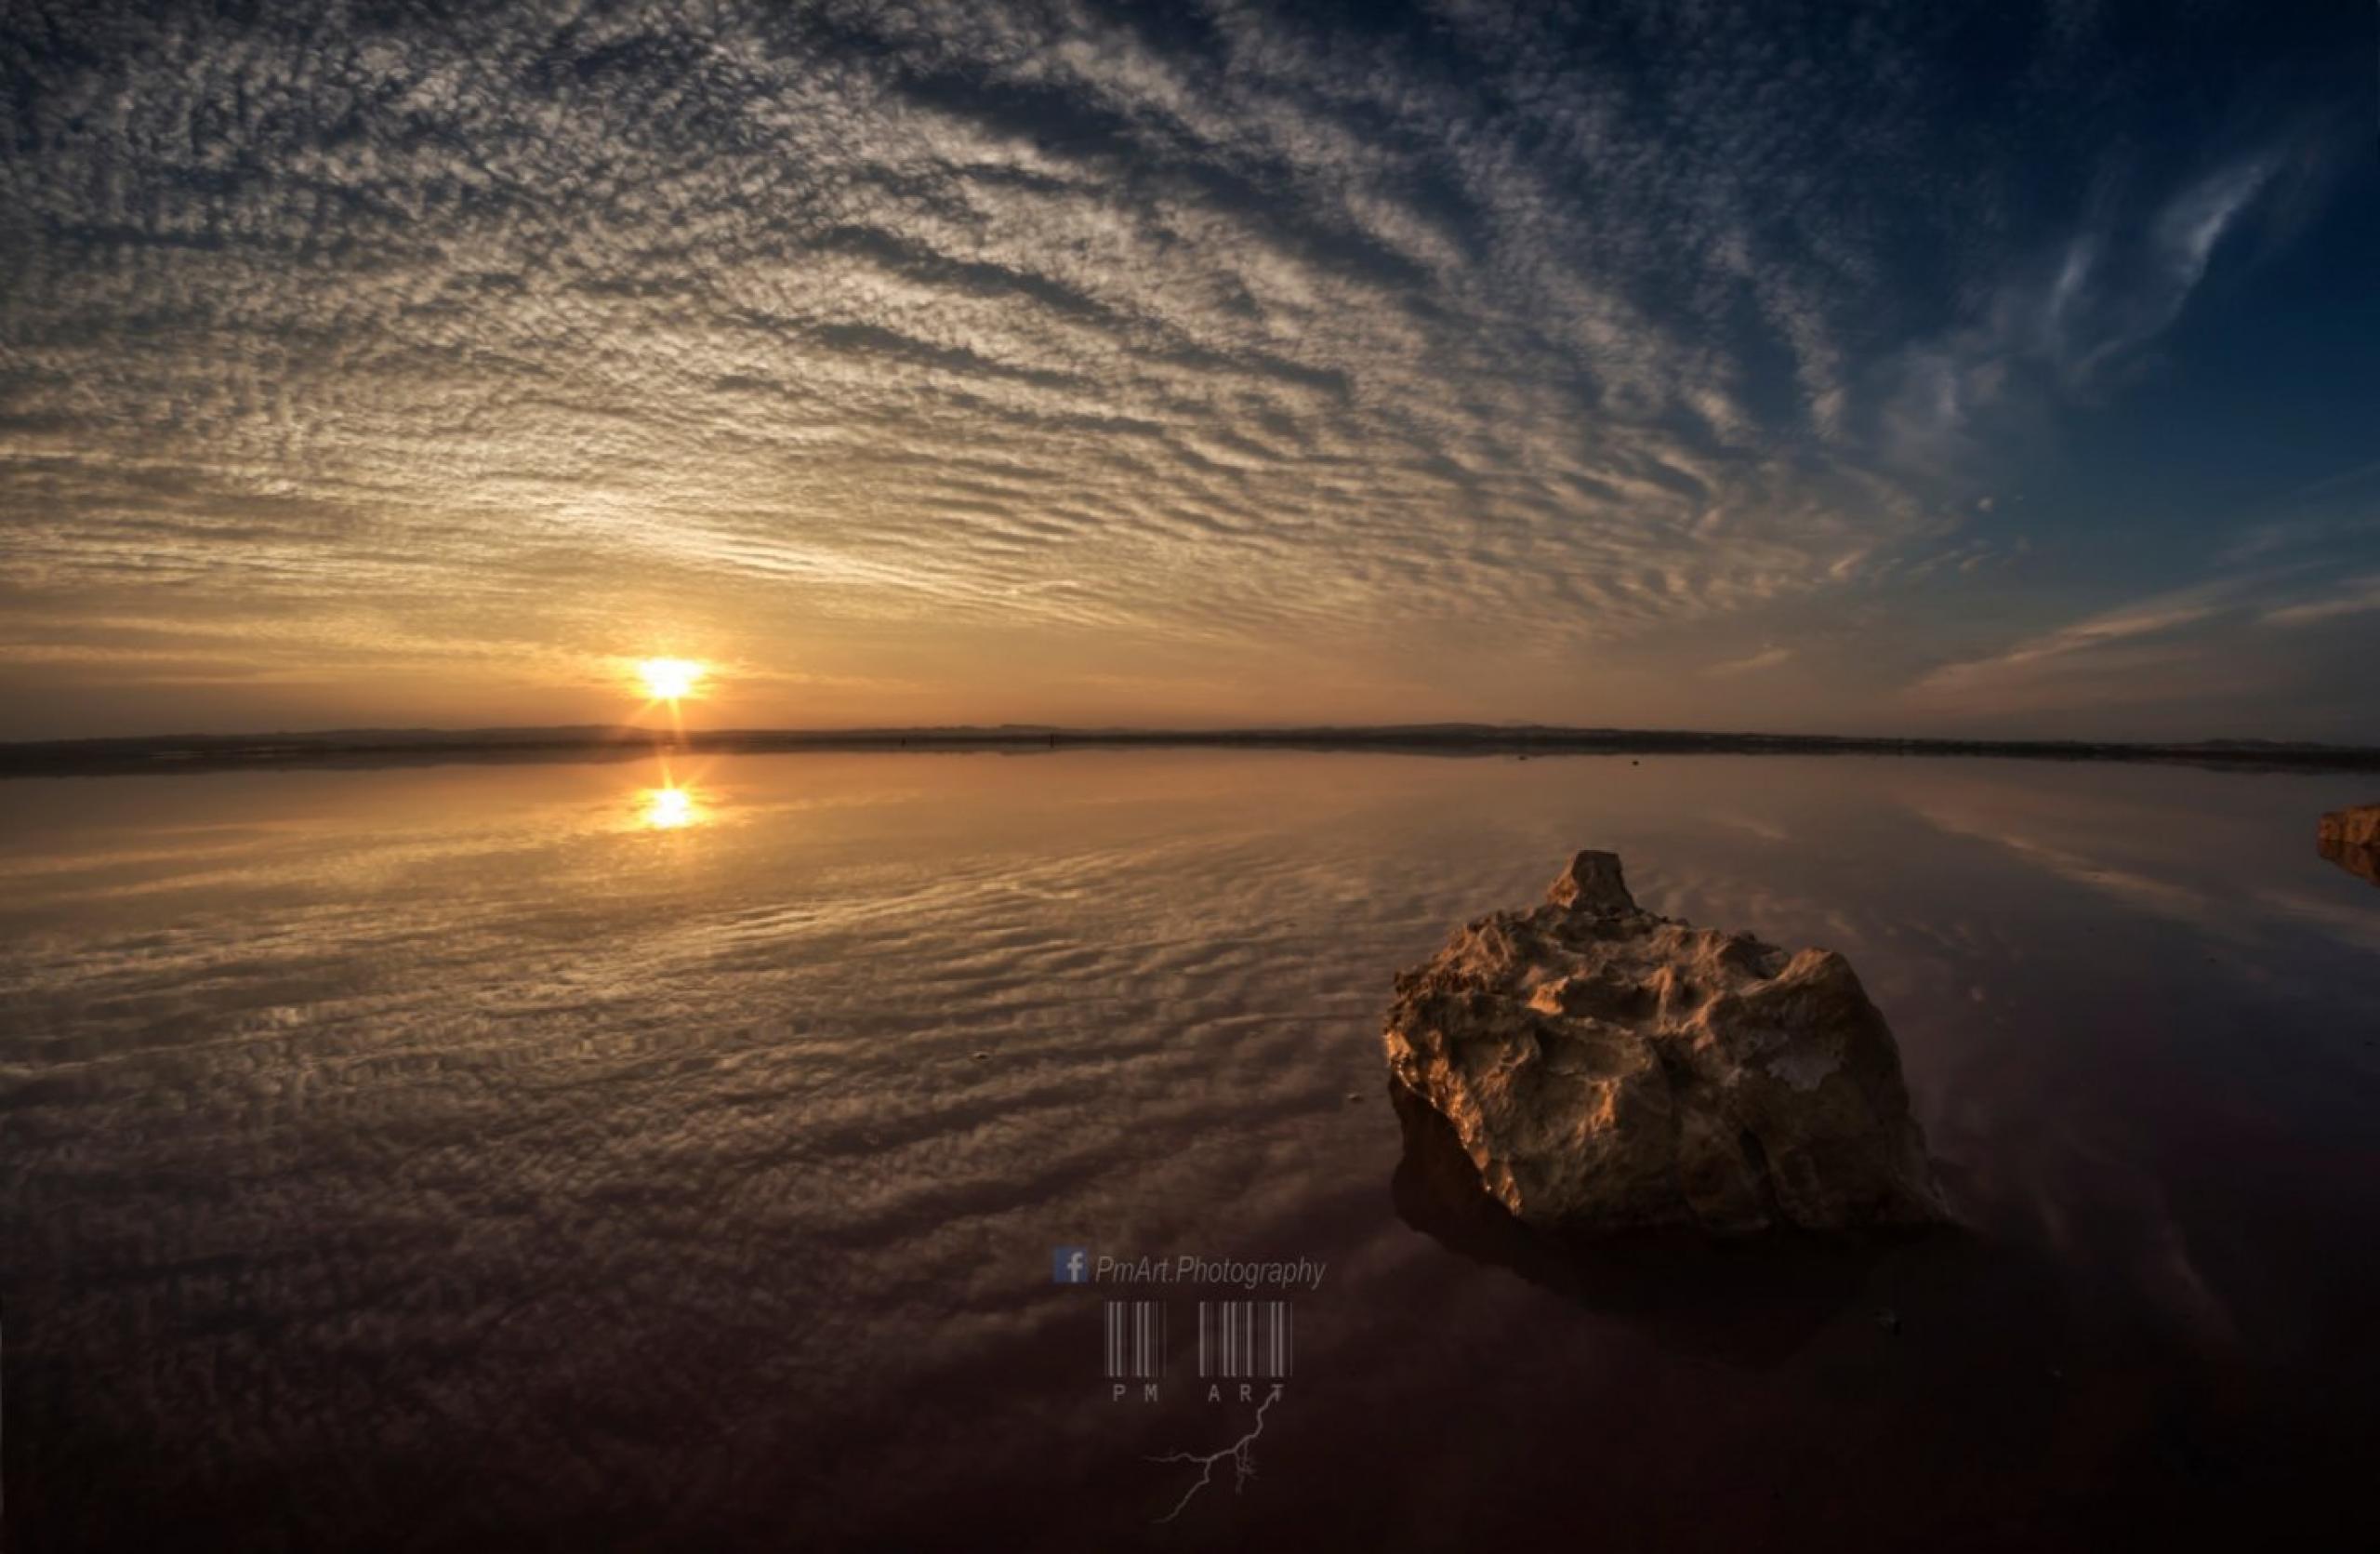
[5,723,2378,775]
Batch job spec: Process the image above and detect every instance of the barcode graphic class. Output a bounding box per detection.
[1104,1300,1165,1380]
[1196,1300,1293,1378]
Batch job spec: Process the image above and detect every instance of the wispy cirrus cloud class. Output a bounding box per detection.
[1702,645,1792,679]
[2261,575,2380,629]
[1911,549,2380,729]
[1916,590,2240,695]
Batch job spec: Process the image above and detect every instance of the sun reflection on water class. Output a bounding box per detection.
[641,785,699,830]
[633,759,709,830]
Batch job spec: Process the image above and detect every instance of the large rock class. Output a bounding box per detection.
[2319,804,2380,887]
[1382,851,1947,1234]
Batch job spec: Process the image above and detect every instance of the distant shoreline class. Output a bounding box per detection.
[7,724,2380,776]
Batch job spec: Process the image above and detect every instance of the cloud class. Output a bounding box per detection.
[1920,593,2232,689]
[1906,580,2254,716]
[0,0,2361,735]
[1703,645,1792,678]
[1906,555,2380,728]
[2262,575,2380,629]
[1870,145,2302,481]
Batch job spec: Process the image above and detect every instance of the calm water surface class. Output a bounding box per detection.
[6,751,2379,1550]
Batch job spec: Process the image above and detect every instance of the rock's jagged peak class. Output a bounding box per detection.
[1544,849,1636,914]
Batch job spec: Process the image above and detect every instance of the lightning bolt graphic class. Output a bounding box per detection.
[1144,1388,1281,1523]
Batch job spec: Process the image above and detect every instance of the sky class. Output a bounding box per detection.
[1,0,2375,741]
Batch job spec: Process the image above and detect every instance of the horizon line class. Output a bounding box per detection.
[7,720,2379,776]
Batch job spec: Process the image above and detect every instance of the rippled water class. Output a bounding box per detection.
[6,750,2379,1550]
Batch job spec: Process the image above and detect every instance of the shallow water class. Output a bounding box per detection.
[5,750,2378,1550]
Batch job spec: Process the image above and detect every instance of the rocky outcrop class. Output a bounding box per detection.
[1382,851,1946,1234]
[2319,804,2380,887]
[2319,804,2380,851]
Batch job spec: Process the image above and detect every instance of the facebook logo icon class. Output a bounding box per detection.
[1052,1247,1091,1284]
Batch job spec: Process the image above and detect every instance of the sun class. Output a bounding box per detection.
[636,657,705,702]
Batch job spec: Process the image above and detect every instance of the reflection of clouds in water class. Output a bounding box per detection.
[1912,799,2232,932]
[1704,813,1793,844]
[1904,780,2380,970]
[2249,888,2380,955]
[5,756,1443,1508]
[1885,775,2380,1362]
[5,752,2378,1545]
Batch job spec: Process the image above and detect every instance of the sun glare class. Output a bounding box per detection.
[631,754,707,830]
[641,784,698,830]
[637,657,705,702]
